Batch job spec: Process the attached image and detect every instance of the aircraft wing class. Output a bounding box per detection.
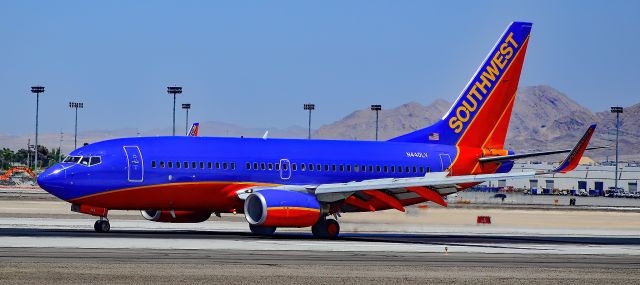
[236,124,596,211]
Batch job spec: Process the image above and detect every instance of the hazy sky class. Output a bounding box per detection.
[2,1,638,136]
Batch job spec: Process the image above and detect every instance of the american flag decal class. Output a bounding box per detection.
[429,132,439,141]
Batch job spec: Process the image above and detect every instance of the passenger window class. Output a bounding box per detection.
[183,162,189,169]
[89,156,101,166]
[159,161,165,168]
[397,166,402,173]
[216,162,220,169]
[325,164,329,171]
[151,161,157,168]
[208,162,212,169]
[253,163,258,170]
[361,165,366,172]
[292,163,297,171]
[339,165,344,172]
[369,166,374,172]
[332,165,336,172]
[353,165,359,172]
[268,163,273,170]
[309,164,314,171]
[192,162,196,169]
[419,166,424,173]
[376,166,381,172]
[275,163,280,171]
[427,167,431,173]
[200,162,204,169]
[246,162,251,170]
[405,166,410,173]
[231,162,236,170]
[260,162,266,170]
[316,164,321,171]
[168,161,173,168]
[301,164,306,171]
[176,161,181,168]
[283,163,288,171]
[383,166,388,173]
[413,166,417,173]
[223,162,228,169]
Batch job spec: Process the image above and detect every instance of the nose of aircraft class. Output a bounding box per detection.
[37,164,68,198]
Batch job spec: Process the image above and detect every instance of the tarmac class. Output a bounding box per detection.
[1,194,640,284]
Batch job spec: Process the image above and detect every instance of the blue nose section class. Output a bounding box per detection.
[37,164,68,199]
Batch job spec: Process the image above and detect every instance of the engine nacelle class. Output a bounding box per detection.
[141,210,211,223]
[244,190,324,227]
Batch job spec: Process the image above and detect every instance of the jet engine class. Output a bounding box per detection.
[244,189,327,227]
[141,210,211,223]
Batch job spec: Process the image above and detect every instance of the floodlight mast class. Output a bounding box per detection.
[611,106,623,193]
[167,86,183,136]
[370,105,382,141]
[303,104,315,139]
[69,102,84,150]
[182,103,191,135]
[30,86,45,171]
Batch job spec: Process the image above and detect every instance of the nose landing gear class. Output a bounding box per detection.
[94,218,110,233]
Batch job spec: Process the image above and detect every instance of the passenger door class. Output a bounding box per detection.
[439,153,452,175]
[279,159,291,180]
[124,146,144,182]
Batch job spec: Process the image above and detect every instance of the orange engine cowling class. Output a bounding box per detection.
[141,210,211,223]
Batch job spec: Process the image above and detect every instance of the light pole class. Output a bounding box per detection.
[167,86,183,136]
[182,103,191,135]
[371,104,382,141]
[303,104,315,139]
[30,86,44,171]
[611,106,623,192]
[69,102,84,150]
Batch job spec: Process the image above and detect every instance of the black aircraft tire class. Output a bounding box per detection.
[312,219,340,239]
[249,224,276,236]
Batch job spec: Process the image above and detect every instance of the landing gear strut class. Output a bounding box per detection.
[312,218,340,238]
[94,218,110,233]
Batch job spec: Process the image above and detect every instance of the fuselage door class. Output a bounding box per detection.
[124,146,144,182]
[439,153,452,175]
[279,159,291,180]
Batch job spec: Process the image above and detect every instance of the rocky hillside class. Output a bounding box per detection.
[313,85,639,161]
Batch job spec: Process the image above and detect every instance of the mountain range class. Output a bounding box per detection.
[1,85,637,161]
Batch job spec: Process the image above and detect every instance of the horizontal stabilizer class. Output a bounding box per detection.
[478,146,606,163]
[548,124,597,173]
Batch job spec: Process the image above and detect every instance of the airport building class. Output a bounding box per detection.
[484,161,640,195]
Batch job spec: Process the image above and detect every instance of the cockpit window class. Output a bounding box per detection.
[63,156,82,163]
[80,157,91,166]
[89,156,102,166]
[63,155,102,166]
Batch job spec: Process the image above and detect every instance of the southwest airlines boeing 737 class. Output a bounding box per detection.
[37,22,599,238]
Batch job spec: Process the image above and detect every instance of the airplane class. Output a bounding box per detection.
[37,21,599,238]
[188,123,199,137]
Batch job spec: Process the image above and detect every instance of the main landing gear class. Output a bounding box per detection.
[249,224,276,236]
[94,218,110,233]
[312,218,340,239]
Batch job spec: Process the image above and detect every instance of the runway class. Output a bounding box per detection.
[1,199,640,284]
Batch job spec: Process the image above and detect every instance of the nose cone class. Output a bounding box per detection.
[37,164,68,198]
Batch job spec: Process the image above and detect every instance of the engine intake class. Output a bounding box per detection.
[141,210,211,223]
[244,190,324,227]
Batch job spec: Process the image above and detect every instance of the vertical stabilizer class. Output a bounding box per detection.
[390,22,532,149]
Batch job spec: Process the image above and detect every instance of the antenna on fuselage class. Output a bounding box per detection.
[262,131,269,140]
